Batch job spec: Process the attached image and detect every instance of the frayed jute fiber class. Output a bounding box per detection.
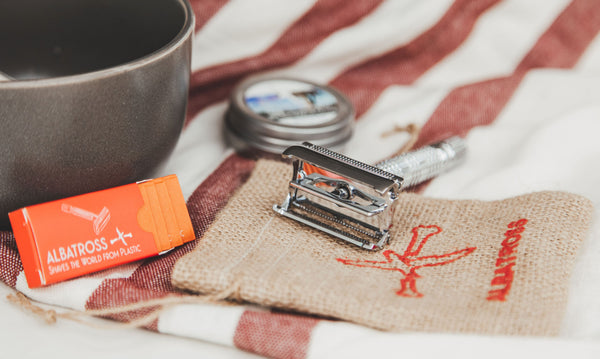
[172,160,594,336]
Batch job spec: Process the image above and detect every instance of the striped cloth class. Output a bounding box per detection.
[2,0,600,357]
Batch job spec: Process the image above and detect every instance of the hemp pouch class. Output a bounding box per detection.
[172,160,594,336]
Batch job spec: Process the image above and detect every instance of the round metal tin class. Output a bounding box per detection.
[225,76,354,154]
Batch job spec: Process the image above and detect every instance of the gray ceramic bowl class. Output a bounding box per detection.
[0,0,194,228]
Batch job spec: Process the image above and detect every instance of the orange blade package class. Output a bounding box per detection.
[9,175,195,288]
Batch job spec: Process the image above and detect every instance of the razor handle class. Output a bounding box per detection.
[375,136,466,188]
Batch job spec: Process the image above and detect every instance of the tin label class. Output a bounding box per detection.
[244,79,339,126]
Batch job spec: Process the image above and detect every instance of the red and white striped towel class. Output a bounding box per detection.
[2,1,600,357]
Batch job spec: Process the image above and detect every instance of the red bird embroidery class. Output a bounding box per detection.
[337,225,476,297]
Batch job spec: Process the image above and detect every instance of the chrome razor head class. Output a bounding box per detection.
[273,142,403,251]
[274,137,467,250]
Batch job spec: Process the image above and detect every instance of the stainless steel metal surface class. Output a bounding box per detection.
[274,137,466,250]
[375,136,467,188]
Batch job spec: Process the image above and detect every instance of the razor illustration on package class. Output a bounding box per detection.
[9,175,195,288]
[273,137,466,250]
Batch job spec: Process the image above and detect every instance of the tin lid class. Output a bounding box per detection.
[225,76,354,154]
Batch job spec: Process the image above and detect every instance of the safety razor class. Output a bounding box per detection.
[273,137,466,250]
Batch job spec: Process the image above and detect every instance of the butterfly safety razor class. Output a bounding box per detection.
[273,137,466,250]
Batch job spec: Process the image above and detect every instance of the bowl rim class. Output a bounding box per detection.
[0,0,195,88]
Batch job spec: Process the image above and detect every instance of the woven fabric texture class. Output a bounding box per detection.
[173,159,594,335]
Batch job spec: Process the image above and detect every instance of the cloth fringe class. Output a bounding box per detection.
[6,285,237,330]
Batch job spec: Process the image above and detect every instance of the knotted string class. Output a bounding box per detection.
[380,123,421,158]
[6,282,241,329]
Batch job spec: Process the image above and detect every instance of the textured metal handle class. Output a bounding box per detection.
[375,136,466,188]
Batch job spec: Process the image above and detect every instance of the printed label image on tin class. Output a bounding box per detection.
[243,79,339,126]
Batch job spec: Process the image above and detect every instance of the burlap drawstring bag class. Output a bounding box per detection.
[172,159,594,336]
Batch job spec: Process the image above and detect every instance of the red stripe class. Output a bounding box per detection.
[85,154,256,320]
[185,153,257,239]
[186,0,384,124]
[516,0,600,71]
[414,75,523,148]
[329,0,502,118]
[189,0,229,32]
[234,310,320,359]
[85,278,170,330]
[415,0,600,148]
[0,232,23,288]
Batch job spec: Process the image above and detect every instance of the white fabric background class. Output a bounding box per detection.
[2,0,599,357]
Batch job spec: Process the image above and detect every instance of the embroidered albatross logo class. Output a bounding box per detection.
[337,225,476,297]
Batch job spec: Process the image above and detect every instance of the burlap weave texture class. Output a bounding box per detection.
[172,160,594,335]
